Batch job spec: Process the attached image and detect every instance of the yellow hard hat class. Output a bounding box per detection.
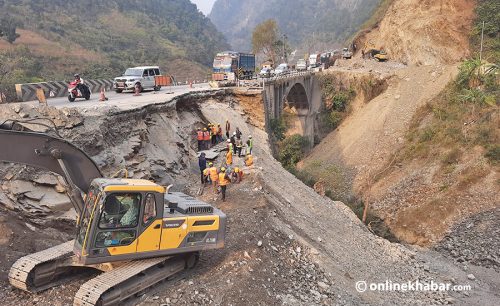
[234,167,240,173]
[208,162,213,166]
[203,128,207,131]
[220,167,226,172]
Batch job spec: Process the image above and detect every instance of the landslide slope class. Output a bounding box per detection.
[300,0,488,245]
[354,0,475,65]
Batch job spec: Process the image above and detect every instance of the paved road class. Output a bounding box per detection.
[23,83,213,111]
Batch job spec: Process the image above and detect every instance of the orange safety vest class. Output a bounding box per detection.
[226,150,233,165]
[218,172,230,186]
[211,126,217,135]
[209,167,218,181]
[217,126,222,135]
[203,131,210,141]
[197,130,203,140]
[245,155,253,166]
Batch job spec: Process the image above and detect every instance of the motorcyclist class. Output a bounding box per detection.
[74,74,88,96]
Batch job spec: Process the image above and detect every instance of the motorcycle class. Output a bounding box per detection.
[68,81,91,102]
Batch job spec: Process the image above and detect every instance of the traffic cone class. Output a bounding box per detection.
[99,88,108,101]
[134,84,141,96]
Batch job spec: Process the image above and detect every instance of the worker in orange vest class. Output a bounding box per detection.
[203,128,211,150]
[196,128,203,151]
[211,124,218,146]
[226,149,233,166]
[231,167,243,183]
[245,153,253,166]
[208,162,219,193]
[218,167,231,201]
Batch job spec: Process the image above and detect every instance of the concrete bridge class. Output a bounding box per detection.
[262,71,322,144]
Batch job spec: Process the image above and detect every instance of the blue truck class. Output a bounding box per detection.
[212,51,256,81]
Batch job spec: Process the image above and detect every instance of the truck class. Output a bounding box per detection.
[342,48,352,59]
[212,51,256,82]
[308,53,321,69]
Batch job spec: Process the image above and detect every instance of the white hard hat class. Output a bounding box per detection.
[249,135,252,138]
[233,132,236,135]
[227,139,231,142]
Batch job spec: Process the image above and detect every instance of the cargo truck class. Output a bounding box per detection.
[212,51,256,83]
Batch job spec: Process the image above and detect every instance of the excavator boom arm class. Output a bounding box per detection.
[0,129,102,214]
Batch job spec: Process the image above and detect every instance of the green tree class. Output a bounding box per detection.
[0,16,20,43]
[252,19,280,64]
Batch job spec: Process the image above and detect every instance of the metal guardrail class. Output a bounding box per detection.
[15,79,114,102]
[263,70,316,84]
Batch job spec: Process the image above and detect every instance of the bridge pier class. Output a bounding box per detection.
[263,72,321,147]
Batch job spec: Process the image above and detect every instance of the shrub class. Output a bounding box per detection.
[278,134,309,169]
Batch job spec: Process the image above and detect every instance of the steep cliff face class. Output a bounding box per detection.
[354,0,475,65]
[209,0,380,51]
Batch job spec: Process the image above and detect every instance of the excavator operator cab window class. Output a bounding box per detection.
[94,193,141,248]
[99,193,141,229]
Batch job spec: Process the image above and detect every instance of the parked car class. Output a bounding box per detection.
[273,63,290,76]
[259,67,272,78]
[114,66,162,93]
[296,59,307,71]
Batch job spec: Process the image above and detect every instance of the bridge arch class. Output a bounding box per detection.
[284,82,309,110]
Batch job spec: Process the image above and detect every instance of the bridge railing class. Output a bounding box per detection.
[264,70,315,84]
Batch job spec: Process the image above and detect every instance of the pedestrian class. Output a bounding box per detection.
[227,139,233,153]
[230,132,237,154]
[245,153,253,166]
[225,119,231,139]
[235,127,242,139]
[226,149,233,166]
[208,162,219,193]
[203,128,211,150]
[217,123,223,143]
[235,137,243,157]
[246,135,253,155]
[198,152,207,184]
[196,128,203,151]
[218,167,230,202]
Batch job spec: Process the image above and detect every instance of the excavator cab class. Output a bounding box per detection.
[74,178,226,265]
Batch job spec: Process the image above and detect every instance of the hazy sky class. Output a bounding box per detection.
[190,0,217,16]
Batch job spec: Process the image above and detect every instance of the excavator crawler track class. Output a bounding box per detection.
[9,240,76,292]
[74,253,196,306]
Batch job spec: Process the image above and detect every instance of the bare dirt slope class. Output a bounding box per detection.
[355,0,475,65]
[301,61,458,199]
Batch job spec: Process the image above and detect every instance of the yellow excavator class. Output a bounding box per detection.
[0,121,226,306]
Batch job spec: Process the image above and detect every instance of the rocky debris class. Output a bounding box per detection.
[436,207,500,272]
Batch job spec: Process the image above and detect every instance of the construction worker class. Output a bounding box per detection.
[218,167,230,201]
[227,139,233,153]
[198,152,207,184]
[246,135,253,155]
[225,120,231,139]
[235,137,243,157]
[245,153,254,166]
[203,168,211,184]
[208,162,219,193]
[235,127,242,139]
[211,124,217,146]
[232,167,243,183]
[202,128,210,150]
[196,128,203,151]
[230,132,237,154]
[226,149,233,166]
[217,124,223,143]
